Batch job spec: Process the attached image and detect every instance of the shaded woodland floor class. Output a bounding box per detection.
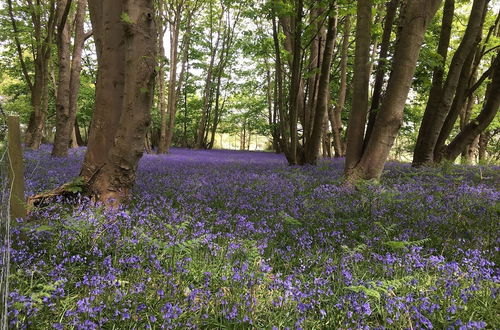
[5,146,500,328]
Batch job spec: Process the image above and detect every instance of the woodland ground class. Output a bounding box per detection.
[3,146,499,329]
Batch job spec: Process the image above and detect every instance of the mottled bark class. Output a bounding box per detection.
[433,48,475,162]
[272,12,289,158]
[157,22,167,153]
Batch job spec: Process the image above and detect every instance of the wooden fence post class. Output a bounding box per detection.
[7,116,26,220]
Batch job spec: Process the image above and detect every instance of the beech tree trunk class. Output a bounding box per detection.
[157,14,168,154]
[272,12,290,158]
[346,0,442,180]
[52,0,72,157]
[304,15,337,165]
[162,2,183,153]
[53,0,87,157]
[364,0,399,145]
[80,0,157,205]
[330,15,351,158]
[195,4,222,150]
[344,0,372,174]
[413,0,487,165]
[433,48,476,162]
[443,55,500,162]
[287,0,304,165]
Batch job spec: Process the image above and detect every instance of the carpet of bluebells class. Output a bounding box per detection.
[3,145,500,329]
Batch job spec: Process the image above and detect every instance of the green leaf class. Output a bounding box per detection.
[35,225,54,232]
[346,286,381,300]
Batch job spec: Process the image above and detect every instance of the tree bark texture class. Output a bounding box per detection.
[347,0,442,180]
[330,15,351,158]
[304,15,337,164]
[443,55,500,162]
[53,0,87,157]
[81,0,157,205]
[413,0,487,165]
[364,0,399,145]
[344,0,372,174]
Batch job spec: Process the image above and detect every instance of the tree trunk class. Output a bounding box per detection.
[74,118,84,146]
[364,0,399,145]
[287,0,304,165]
[443,55,500,162]
[53,0,87,156]
[164,5,181,153]
[8,0,58,150]
[157,1,168,154]
[81,1,126,179]
[195,3,223,149]
[347,0,442,180]
[67,1,87,150]
[272,12,289,157]
[52,1,72,157]
[304,15,337,164]
[433,48,476,162]
[413,0,487,165]
[344,0,372,173]
[330,15,351,158]
[78,0,156,206]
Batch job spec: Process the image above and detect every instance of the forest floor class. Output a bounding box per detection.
[4,145,500,329]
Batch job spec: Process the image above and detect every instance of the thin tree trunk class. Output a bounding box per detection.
[157,2,168,154]
[68,0,87,149]
[443,55,500,162]
[164,4,181,153]
[344,0,372,174]
[304,15,337,164]
[74,118,84,146]
[364,0,399,145]
[287,0,304,165]
[272,11,289,158]
[330,15,351,158]
[433,48,476,162]
[52,2,72,157]
[53,0,86,157]
[413,0,487,165]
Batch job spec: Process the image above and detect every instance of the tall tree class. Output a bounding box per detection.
[345,0,442,180]
[52,0,88,157]
[329,14,350,158]
[413,0,488,165]
[7,0,59,149]
[344,0,372,175]
[364,0,399,145]
[79,0,157,204]
[443,54,500,161]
